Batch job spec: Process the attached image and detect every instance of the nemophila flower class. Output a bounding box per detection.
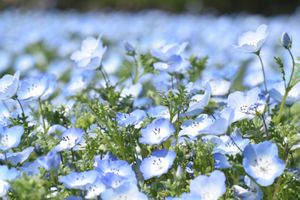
[37,150,61,171]
[116,109,146,127]
[234,176,263,200]
[0,125,24,151]
[227,88,266,122]
[208,78,231,96]
[0,165,20,197]
[140,149,176,180]
[120,82,142,98]
[151,42,191,73]
[270,81,300,105]
[0,71,19,100]
[94,156,137,187]
[147,105,170,120]
[71,35,107,70]
[213,129,249,155]
[65,70,94,96]
[189,170,226,200]
[4,146,34,166]
[179,108,233,138]
[101,181,148,200]
[85,178,106,199]
[20,160,42,176]
[184,83,211,117]
[54,128,84,152]
[139,118,175,145]
[235,24,268,53]
[17,74,57,101]
[59,170,100,190]
[213,153,231,169]
[243,141,285,186]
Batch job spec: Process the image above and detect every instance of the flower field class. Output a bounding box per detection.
[0,10,300,199]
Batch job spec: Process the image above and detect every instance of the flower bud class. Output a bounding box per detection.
[124,42,136,56]
[281,32,292,49]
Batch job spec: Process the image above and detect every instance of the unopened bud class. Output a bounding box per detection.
[281,32,292,49]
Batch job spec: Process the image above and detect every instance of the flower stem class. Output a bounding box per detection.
[38,98,47,134]
[275,49,295,123]
[256,52,268,93]
[133,56,140,84]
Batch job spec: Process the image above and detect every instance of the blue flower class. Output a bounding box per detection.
[0,71,19,100]
[85,178,106,199]
[234,176,263,200]
[54,128,84,152]
[213,128,249,155]
[227,88,266,122]
[71,35,107,70]
[101,181,148,200]
[213,153,231,169]
[184,83,211,117]
[0,165,20,197]
[189,170,226,200]
[5,146,34,166]
[139,118,175,145]
[116,109,146,127]
[151,42,191,73]
[243,141,285,186]
[37,150,61,171]
[147,105,170,119]
[94,156,137,188]
[17,74,57,101]
[140,149,176,180]
[0,125,24,151]
[59,170,100,190]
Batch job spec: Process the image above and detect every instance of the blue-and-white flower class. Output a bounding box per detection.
[147,105,170,120]
[17,74,57,101]
[94,156,137,188]
[189,170,226,200]
[140,149,176,180]
[85,178,106,199]
[235,24,268,53]
[243,141,285,186]
[37,150,61,171]
[116,109,146,127]
[59,170,100,190]
[213,128,249,155]
[101,181,148,200]
[227,88,265,122]
[0,71,19,100]
[139,118,175,145]
[0,125,24,151]
[71,35,107,70]
[5,146,34,166]
[184,83,211,116]
[54,128,84,152]
[234,176,263,200]
[151,42,191,73]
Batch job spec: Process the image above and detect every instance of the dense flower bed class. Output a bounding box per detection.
[0,10,299,199]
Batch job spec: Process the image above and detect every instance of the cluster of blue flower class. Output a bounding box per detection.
[0,10,299,200]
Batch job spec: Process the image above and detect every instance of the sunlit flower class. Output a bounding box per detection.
[0,165,20,197]
[71,35,107,70]
[235,24,268,53]
[189,170,226,200]
[227,88,265,122]
[140,149,176,180]
[54,128,84,152]
[139,118,175,145]
[243,141,285,186]
[116,109,146,127]
[234,176,263,200]
[0,125,24,151]
[0,71,20,100]
[59,170,100,190]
